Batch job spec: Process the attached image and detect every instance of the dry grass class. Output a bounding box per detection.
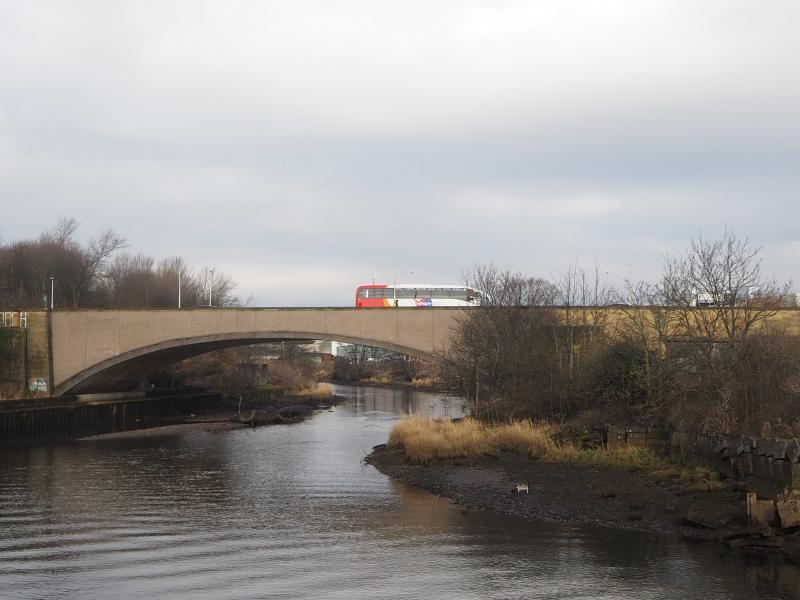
[409,377,436,388]
[362,375,393,385]
[486,421,556,458]
[388,416,667,467]
[388,417,492,462]
[296,383,333,398]
[389,417,556,463]
[548,445,668,469]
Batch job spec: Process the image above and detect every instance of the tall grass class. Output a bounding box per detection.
[388,417,492,462]
[389,417,554,463]
[296,383,333,398]
[552,445,668,468]
[487,421,556,458]
[388,417,665,467]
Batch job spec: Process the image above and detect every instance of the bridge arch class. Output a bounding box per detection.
[55,331,443,396]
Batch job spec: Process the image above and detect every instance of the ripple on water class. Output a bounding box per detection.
[1,387,798,599]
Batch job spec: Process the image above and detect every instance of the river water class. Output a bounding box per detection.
[0,385,798,599]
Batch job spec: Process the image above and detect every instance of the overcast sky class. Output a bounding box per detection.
[1,1,798,305]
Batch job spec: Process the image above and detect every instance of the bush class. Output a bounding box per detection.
[267,361,314,394]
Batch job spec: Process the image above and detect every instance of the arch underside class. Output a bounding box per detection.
[56,331,442,395]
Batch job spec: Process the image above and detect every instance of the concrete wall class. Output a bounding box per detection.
[0,391,220,445]
[0,311,51,399]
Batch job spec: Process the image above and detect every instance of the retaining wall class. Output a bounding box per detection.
[0,391,220,446]
[610,424,800,490]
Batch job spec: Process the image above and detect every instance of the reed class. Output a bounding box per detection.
[540,444,666,468]
[486,420,556,458]
[296,383,333,398]
[388,416,664,467]
[388,417,491,462]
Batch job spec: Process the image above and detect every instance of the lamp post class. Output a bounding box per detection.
[177,270,182,309]
[49,277,54,310]
[208,268,214,307]
[393,263,397,307]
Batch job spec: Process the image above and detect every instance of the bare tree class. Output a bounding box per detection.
[448,266,561,419]
[661,230,789,344]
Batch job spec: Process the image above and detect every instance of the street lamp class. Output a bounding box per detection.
[208,268,215,307]
[177,270,182,309]
[393,263,397,307]
[49,277,54,310]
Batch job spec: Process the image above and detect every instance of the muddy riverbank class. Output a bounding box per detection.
[367,446,800,558]
[79,395,344,441]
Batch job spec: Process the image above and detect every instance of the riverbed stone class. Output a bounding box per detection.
[685,508,733,530]
[777,491,800,529]
[747,492,777,526]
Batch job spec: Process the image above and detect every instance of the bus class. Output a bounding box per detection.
[355,284,482,308]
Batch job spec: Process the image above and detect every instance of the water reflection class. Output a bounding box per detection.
[0,385,797,599]
[331,383,468,419]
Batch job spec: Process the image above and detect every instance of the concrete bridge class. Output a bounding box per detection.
[10,306,798,396]
[52,308,462,395]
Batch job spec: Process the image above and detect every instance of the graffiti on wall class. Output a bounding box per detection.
[1,312,27,328]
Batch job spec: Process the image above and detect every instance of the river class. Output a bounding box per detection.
[0,385,797,599]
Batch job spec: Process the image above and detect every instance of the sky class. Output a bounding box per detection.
[1,1,798,306]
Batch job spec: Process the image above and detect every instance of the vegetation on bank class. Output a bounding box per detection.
[446,230,799,437]
[296,383,333,398]
[387,416,671,469]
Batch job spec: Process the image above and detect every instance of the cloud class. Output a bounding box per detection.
[0,1,798,303]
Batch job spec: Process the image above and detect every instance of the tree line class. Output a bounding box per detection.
[0,218,238,309]
[447,231,799,436]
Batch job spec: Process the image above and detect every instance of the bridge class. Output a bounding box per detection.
[51,308,462,395]
[5,306,799,397]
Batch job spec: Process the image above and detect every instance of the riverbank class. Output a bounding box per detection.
[78,394,344,441]
[367,445,800,558]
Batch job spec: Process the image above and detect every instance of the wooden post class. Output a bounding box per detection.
[746,491,757,526]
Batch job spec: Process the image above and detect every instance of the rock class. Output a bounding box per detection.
[786,441,800,463]
[746,492,776,526]
[777,490,800,529]
[772,440,789,460]
[685,508,733,530]
[727,535,784,550]
[600,490,615,499]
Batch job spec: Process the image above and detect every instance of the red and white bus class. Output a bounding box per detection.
[355,284,482,308]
